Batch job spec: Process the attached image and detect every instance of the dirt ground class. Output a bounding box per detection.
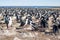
[0,28,60,40]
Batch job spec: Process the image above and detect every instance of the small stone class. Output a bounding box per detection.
[14,37,21,40]
[57,36,60,39]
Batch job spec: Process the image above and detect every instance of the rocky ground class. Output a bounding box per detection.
[0,22,60,40]
[0,28,60,40]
